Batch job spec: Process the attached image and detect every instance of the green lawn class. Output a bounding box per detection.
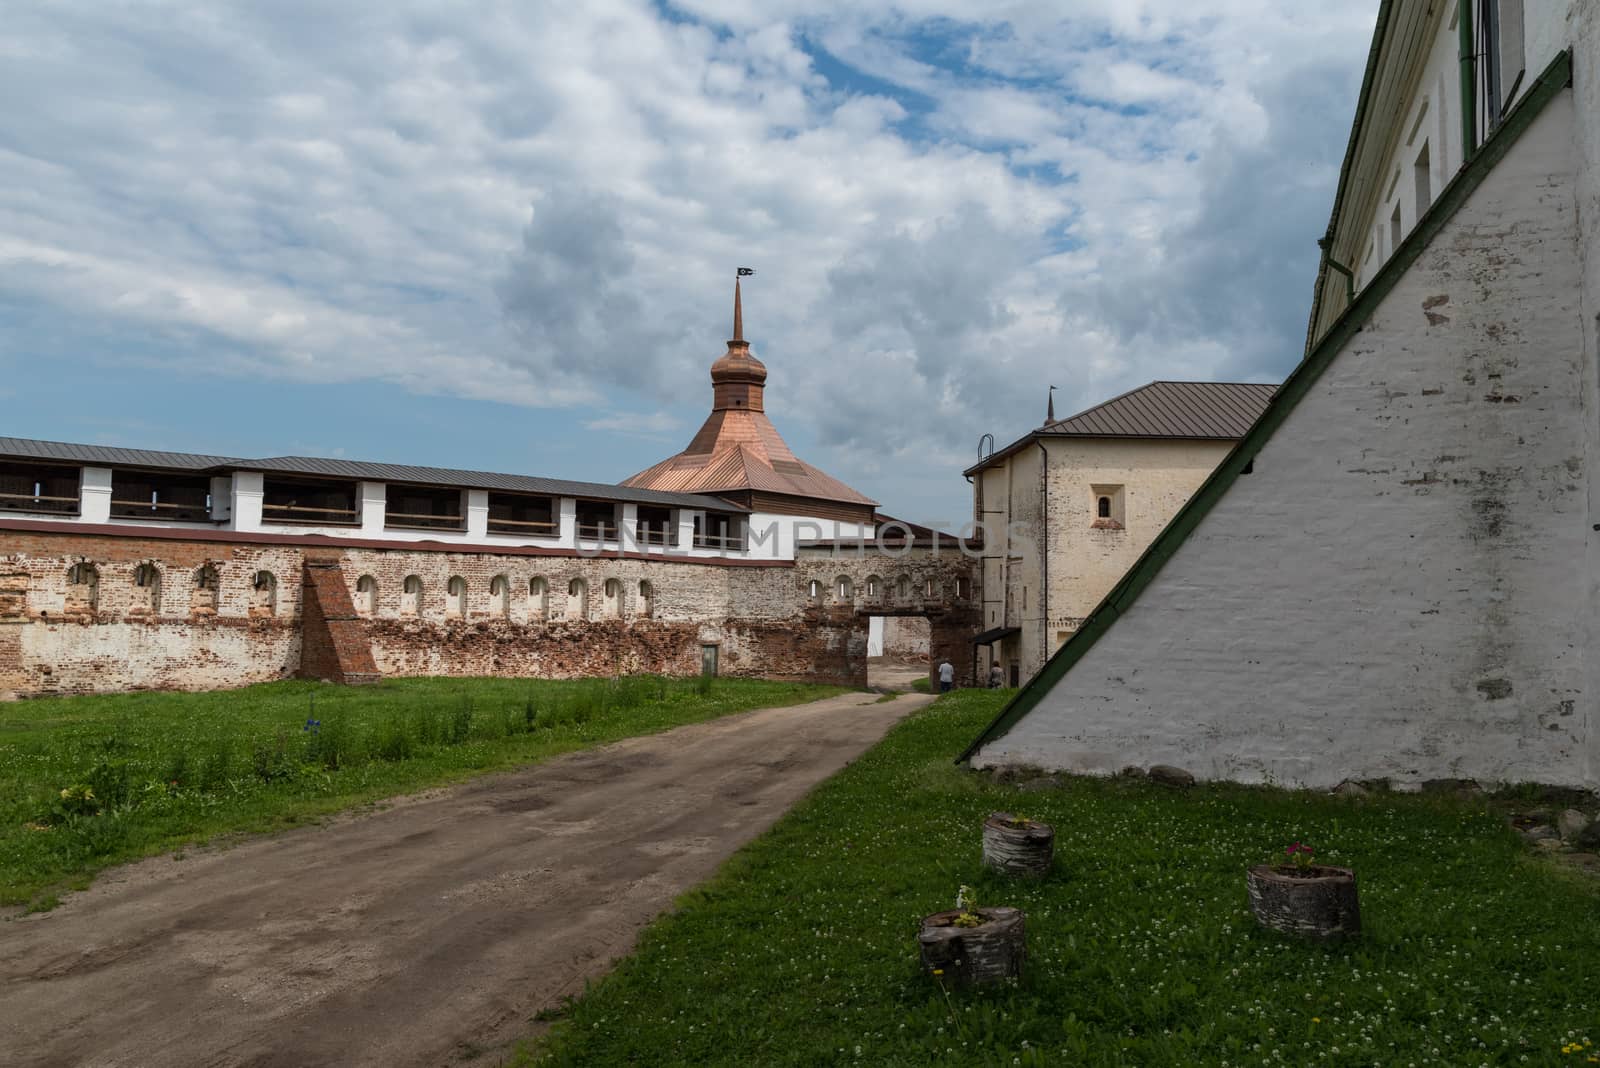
[0,675,843,910]
[526,691,1600,1067]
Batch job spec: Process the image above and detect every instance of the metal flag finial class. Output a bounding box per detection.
[1046,385,1057,424]
[737,267,754,276]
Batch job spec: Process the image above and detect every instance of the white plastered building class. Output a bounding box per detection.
[965,0,1600,789]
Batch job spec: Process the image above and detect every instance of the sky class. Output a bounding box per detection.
[0,0,1379,528]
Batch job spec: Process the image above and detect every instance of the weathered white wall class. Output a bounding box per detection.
[976,93,1592,788]
[1040,438,1235,664]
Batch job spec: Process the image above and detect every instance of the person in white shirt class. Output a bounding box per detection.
[937,659,954,693]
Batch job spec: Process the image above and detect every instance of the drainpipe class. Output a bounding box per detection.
[1459,0,1477,160]
[1035,439,1049,681]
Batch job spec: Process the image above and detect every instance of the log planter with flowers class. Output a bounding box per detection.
[1246,842,1361,940]
[919,886,1025,986]
[981,812,1054,878]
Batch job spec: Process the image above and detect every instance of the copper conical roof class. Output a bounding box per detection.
[621,277,876,508]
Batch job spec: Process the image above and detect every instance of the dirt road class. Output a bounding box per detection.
[0,691,926,1068]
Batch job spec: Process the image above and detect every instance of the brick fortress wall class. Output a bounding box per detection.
[0,527,979,697]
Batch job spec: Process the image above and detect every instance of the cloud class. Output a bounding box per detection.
[0,0,1379,522]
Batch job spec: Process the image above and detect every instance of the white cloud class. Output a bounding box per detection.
[0,0,1379,519]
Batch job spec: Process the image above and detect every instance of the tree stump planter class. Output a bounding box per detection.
[918,907,1025,986]
[982,813,1054,877]
[1246,865,1361,940]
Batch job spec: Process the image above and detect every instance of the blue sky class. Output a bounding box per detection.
[0,0,1378,525]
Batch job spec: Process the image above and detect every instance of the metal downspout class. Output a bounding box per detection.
[1459,0,1477,160]
[1035,439,1049,681]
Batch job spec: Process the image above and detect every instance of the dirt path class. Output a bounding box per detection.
[0,690,927,1068]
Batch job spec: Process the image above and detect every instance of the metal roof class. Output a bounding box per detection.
[623,410,878,506]
[1042,381,1277,439]
[965,381,1277,476]
[0,436,747,512]
[0,437,238,471]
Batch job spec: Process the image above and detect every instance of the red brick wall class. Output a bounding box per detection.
[0,528,978,696]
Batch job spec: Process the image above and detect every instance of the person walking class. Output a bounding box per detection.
[937,658,954,693]
[989,662,1004,689]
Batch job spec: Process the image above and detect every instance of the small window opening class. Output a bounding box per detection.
[132,563,161,614]
[355,574,377,616]
[530,576,550,620]
[445,576,466,618]
[66,562,99,614]
[401,575,423,617]
[191,564,220,616]
[566,577,589,620]
[489,575,510,618]
[251,570,277,617]
[1091,485,1126,529]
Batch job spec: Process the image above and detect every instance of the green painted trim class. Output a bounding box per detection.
[957,48,1575,766]
[1460,0,1478,159]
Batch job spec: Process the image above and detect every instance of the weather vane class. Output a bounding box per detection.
[737,267,754,277]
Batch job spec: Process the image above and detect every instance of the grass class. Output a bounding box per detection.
[910,676,932,693]
[0,675,844,910]
[525,691,1600,1067]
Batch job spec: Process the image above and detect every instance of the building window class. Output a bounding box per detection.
[446,576,466,618]
[251,571,277,618]
[387,486,465,532]
[486,492,556,536]
[1477,0,1526,133]
[261,476,358,526]
[110,470,211,523]
[865,575,880,600]
[489,575,510,618]
[955,576,970,599]
[132,563,161,615]
[601,577,622,619]
[1091,485,1126,530]
[835,575,853,602]
[191,564,220,616]
[355,574,377,617]
[566,577,589,620]
[530,576,549,621]
[1389,202,1402,251]
[401,575,422,617]
[576,501,618,542]
[636,506,675,547]
[0,460,80,516]
[638,579,654,618]
[807,579,822,600]
[66,562,99,615]
[924,577,934,599]
[694,512,745,551]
